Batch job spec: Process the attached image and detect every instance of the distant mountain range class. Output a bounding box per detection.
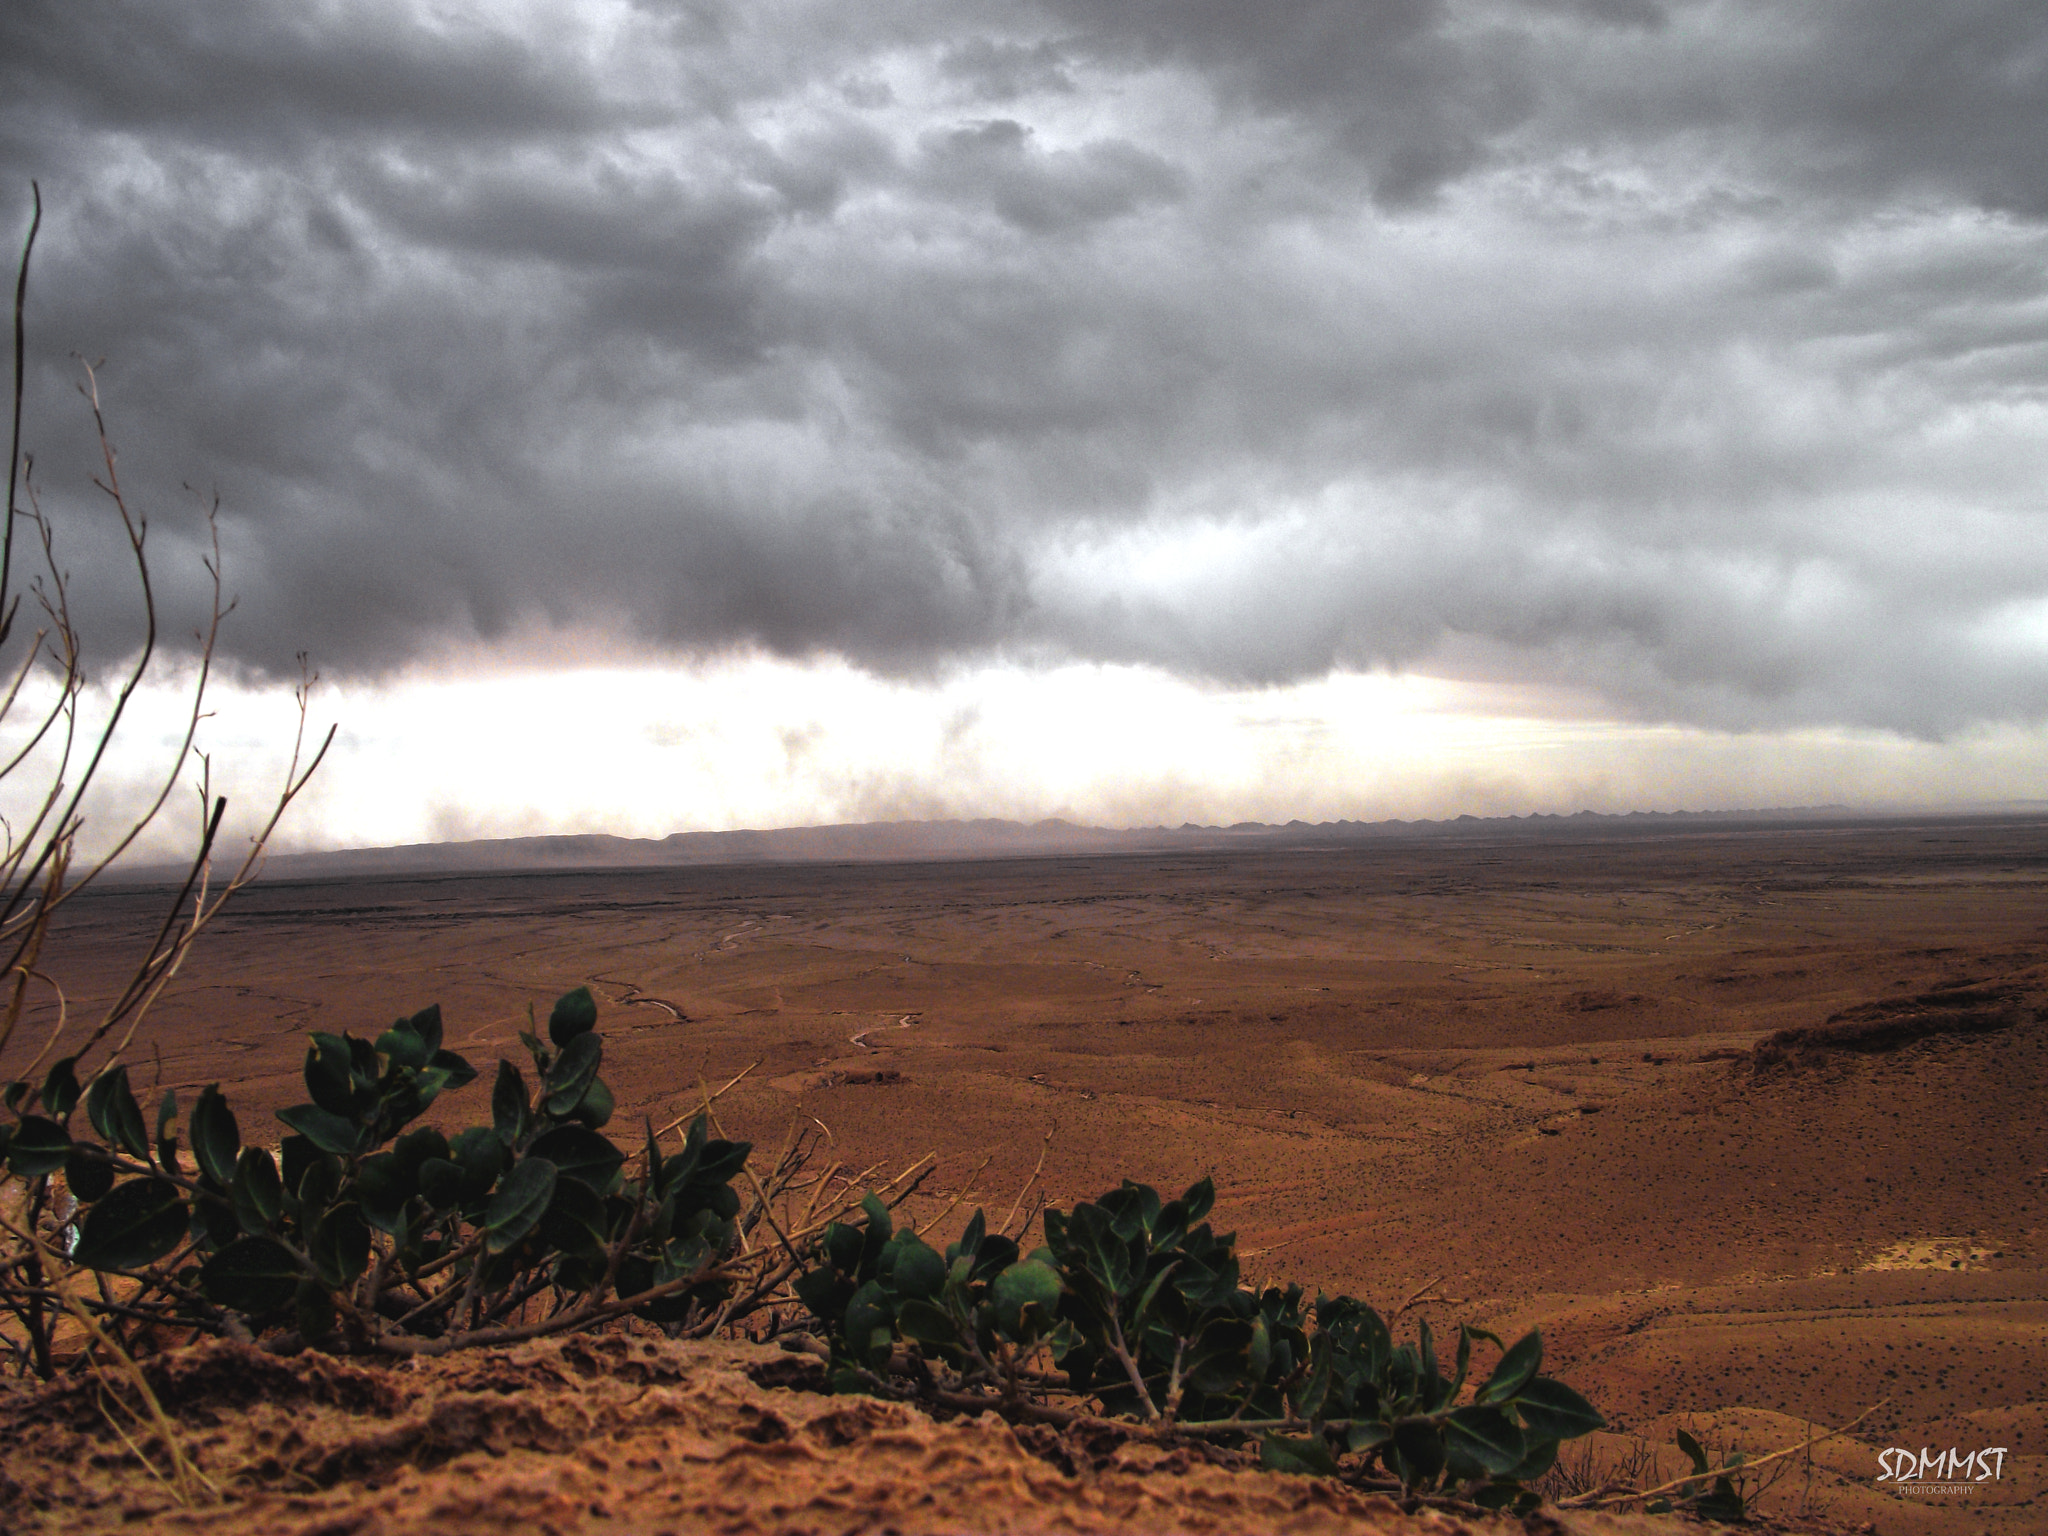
[235,806,1883,881]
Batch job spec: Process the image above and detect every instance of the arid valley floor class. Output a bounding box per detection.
[4,814,2044,1534]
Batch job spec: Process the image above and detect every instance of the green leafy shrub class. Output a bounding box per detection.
[0,989,773,1363]
[1646,1427,1754,1521]
[796,1177,1604,1510]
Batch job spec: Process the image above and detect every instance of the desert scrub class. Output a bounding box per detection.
[794,1174,1603,1512]
[0,987,827,1368]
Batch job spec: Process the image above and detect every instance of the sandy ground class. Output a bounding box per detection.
[7,814,2045,1532]
[0,1332,1806,1536]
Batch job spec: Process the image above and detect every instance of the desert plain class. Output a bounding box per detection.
[4,812,2044,1534]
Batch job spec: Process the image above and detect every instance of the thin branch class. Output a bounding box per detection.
[4,179,40,640]
[1558,1402,1888,1510]
[1390,1274,1450,1320]
[651,1058,758,1141]
[915,1152,992,1240]
[998,1126,1053,1239]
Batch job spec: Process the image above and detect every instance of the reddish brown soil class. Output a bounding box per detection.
[0,1332,1795,1536]
[7,815,2046,1532]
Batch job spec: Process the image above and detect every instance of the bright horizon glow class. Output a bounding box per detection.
[13,644,2048,869]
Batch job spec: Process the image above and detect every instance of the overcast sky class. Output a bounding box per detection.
[4,1,2047,854]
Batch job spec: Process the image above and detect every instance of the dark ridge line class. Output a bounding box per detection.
[106,804,2048,884]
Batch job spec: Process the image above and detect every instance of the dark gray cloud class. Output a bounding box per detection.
[3,0,2046,736]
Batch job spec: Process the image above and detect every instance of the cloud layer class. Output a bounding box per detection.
[5,0,2046,737]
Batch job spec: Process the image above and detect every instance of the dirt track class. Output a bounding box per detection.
[10,814,2046,1531]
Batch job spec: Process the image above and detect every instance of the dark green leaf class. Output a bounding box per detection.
[895,1297,958,1350]
[1181,1317,1257,1397]
[543,1032,603,1117]
[1447,1405,1526,1476]
[1391,1418,1446,1490]
[554,1246,608,1294]
[528,1123,625,1193]
[280,1136,319,1201]
[408,1004,444,1055]
[189,1085,240,1187]
[539,1176,608,1261]
[1418,1316,1442,1410]
[355,1153,413,1235]
[548,986,599,1046]
[486,1157,558,1252]
[1247,1315,1271,1382]
[1478,1329,1544,1404]
[347,1034,380,1090]
[1507,1434,1560,1484]
[1101,1182,1157,1243]
[419,1157,463,1210]
[377,1022,430,1069]
[428,1048,477,1091]
[989,1258,1063,1339]
[1261,1434,1339,1478]
[1347,1420,1393,1454]
[1296,1330,1334,1421]
[824,1220,863,1277]
[232,1148,284,1233]
[156,1089,180,1170]
[1129,1261,1177,1336]
[658,1134,702,1198]
[6,1115,70,1178]
[572,1076,615,1129]
[86,1068,150,1159]
[64,1145,114,1202]
[958,1208,987,1258]
[889,1235,947,1300]
[451,1125,511,1202]
[794,1263,847,1323]
[1450,1324,1473,1400]
[1065,1204,1133,1297]
[859,1191,892,1245]
[843,1279,893,1366]
[1691,1477,1747,1522]
[310,1202,371,1287]
[1675,1428,1710,1476]
[492,1060,529,1146]
[641,1118,663,1191]
[200,1235,301,1316]
[195,1187,240,1250]
[304,1033,356,1115]
[392,1126,449,1177]
[276,1103,361,1158]
[1516,1377,1606,1441]
[693,1137,750,1187]
[296,1152,342,1216]
[40,1056,80,1119]
[73,1177,187,1269]
[1473,1482,1524,1511]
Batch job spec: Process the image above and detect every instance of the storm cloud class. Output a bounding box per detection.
[4,0,2046,737]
